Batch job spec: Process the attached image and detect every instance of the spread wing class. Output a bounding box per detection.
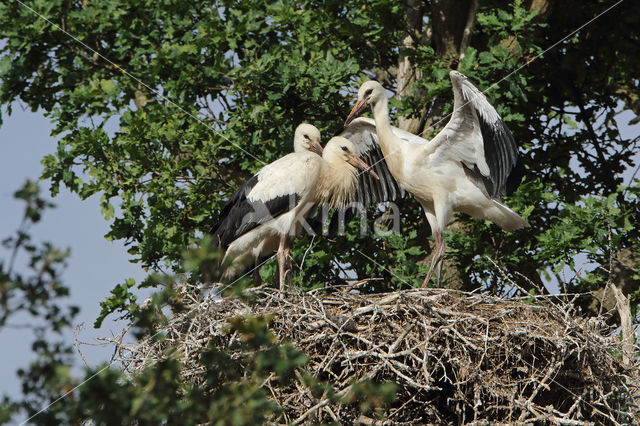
[307,118,411,236]
[339,117,410,206]
[211,152,321,248]
[428,71,522,198]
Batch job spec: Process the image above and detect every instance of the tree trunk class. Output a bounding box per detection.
[429,0,476,60]
[396,0,425,134]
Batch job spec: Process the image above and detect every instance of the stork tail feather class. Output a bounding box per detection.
[489,200,529,231]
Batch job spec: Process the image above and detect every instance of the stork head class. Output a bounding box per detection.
[324,136,379,180]
[293,123,323,156]
[344,80,385,127]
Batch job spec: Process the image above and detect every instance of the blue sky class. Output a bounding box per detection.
[0,99,638,416]
[0,104,147,401]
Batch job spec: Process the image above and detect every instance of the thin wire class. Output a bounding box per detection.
[5,6,274,416]
[354,0,625,177]
[13,0,267,166]
[20,253,274,425]
[355,248,410,286]
[470,0,626,121]
[358,245,630,419]
[210,253,276,295]
[19,366,110,425]
[15,0,628,421]
[360,247,632,419]
[484,255,635,420]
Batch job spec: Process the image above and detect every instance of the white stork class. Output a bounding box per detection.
[342,71,528,287]
[212,126,379,290]
[212,123,322,286]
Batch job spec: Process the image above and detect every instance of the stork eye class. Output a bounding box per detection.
[364,88,373,97]
[303,134,310,140]
[341,146,349,152]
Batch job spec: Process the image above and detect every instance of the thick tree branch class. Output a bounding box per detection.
[429,0,475,60]
[608,282,634,367]
[458,0,479,62]
[395,0,424,133]
[588,246,640,321]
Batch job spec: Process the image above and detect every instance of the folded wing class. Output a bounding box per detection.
[212,152,321,247]
[308,118,410,235]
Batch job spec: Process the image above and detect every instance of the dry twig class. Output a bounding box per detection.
[109,286,639,424]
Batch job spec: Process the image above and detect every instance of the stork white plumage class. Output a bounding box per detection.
[212,127,378,290]
[212,123,322,287]
[343,71,528,288]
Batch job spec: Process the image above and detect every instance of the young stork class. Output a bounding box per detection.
[212,126,378,289]
[343,71,528,287]
[212,123,322,286]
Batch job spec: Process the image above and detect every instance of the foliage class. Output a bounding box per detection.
[1,0,638,301]
[0,181,78,423]
[0,181,76,330]
[1,0,640,421]
[65,315,306,425]
[0,182,397,424]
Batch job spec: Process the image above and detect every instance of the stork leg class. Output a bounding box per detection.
[252,258,262,286]
[422,204,450,288]
[277,235,286,290]
[422,230,443,288]
[435,235,446,285]
[283,235,293,289]
[277,234,292,291]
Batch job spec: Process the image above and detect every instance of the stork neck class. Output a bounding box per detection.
[317,159,358,208]
[372,96,404,178]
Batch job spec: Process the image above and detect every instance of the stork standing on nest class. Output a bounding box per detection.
[343,71,528,287]
[212,125,379,290]
[212,124,322,287]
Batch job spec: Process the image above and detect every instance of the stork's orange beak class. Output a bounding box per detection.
[344,99,368,127]
[310,141,323,156]
[348,155,379,180]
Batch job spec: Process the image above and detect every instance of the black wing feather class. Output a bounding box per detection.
[452,72,522,199]
[454,72,521,199]
[318,121,407,236]
[339,121,405,207]
[351,133,404,206]
[479,117,519,198]
[211,175,301,249]
[505,158,523,196]
[214,174,258,229]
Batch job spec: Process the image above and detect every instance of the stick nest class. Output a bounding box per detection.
[113,287,639,424]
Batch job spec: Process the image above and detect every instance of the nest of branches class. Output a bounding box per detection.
[113,286,639,424]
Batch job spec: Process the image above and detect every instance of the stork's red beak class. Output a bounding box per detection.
[310,141,323,156]
[348,155,379,180]
[344,99,368,127]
